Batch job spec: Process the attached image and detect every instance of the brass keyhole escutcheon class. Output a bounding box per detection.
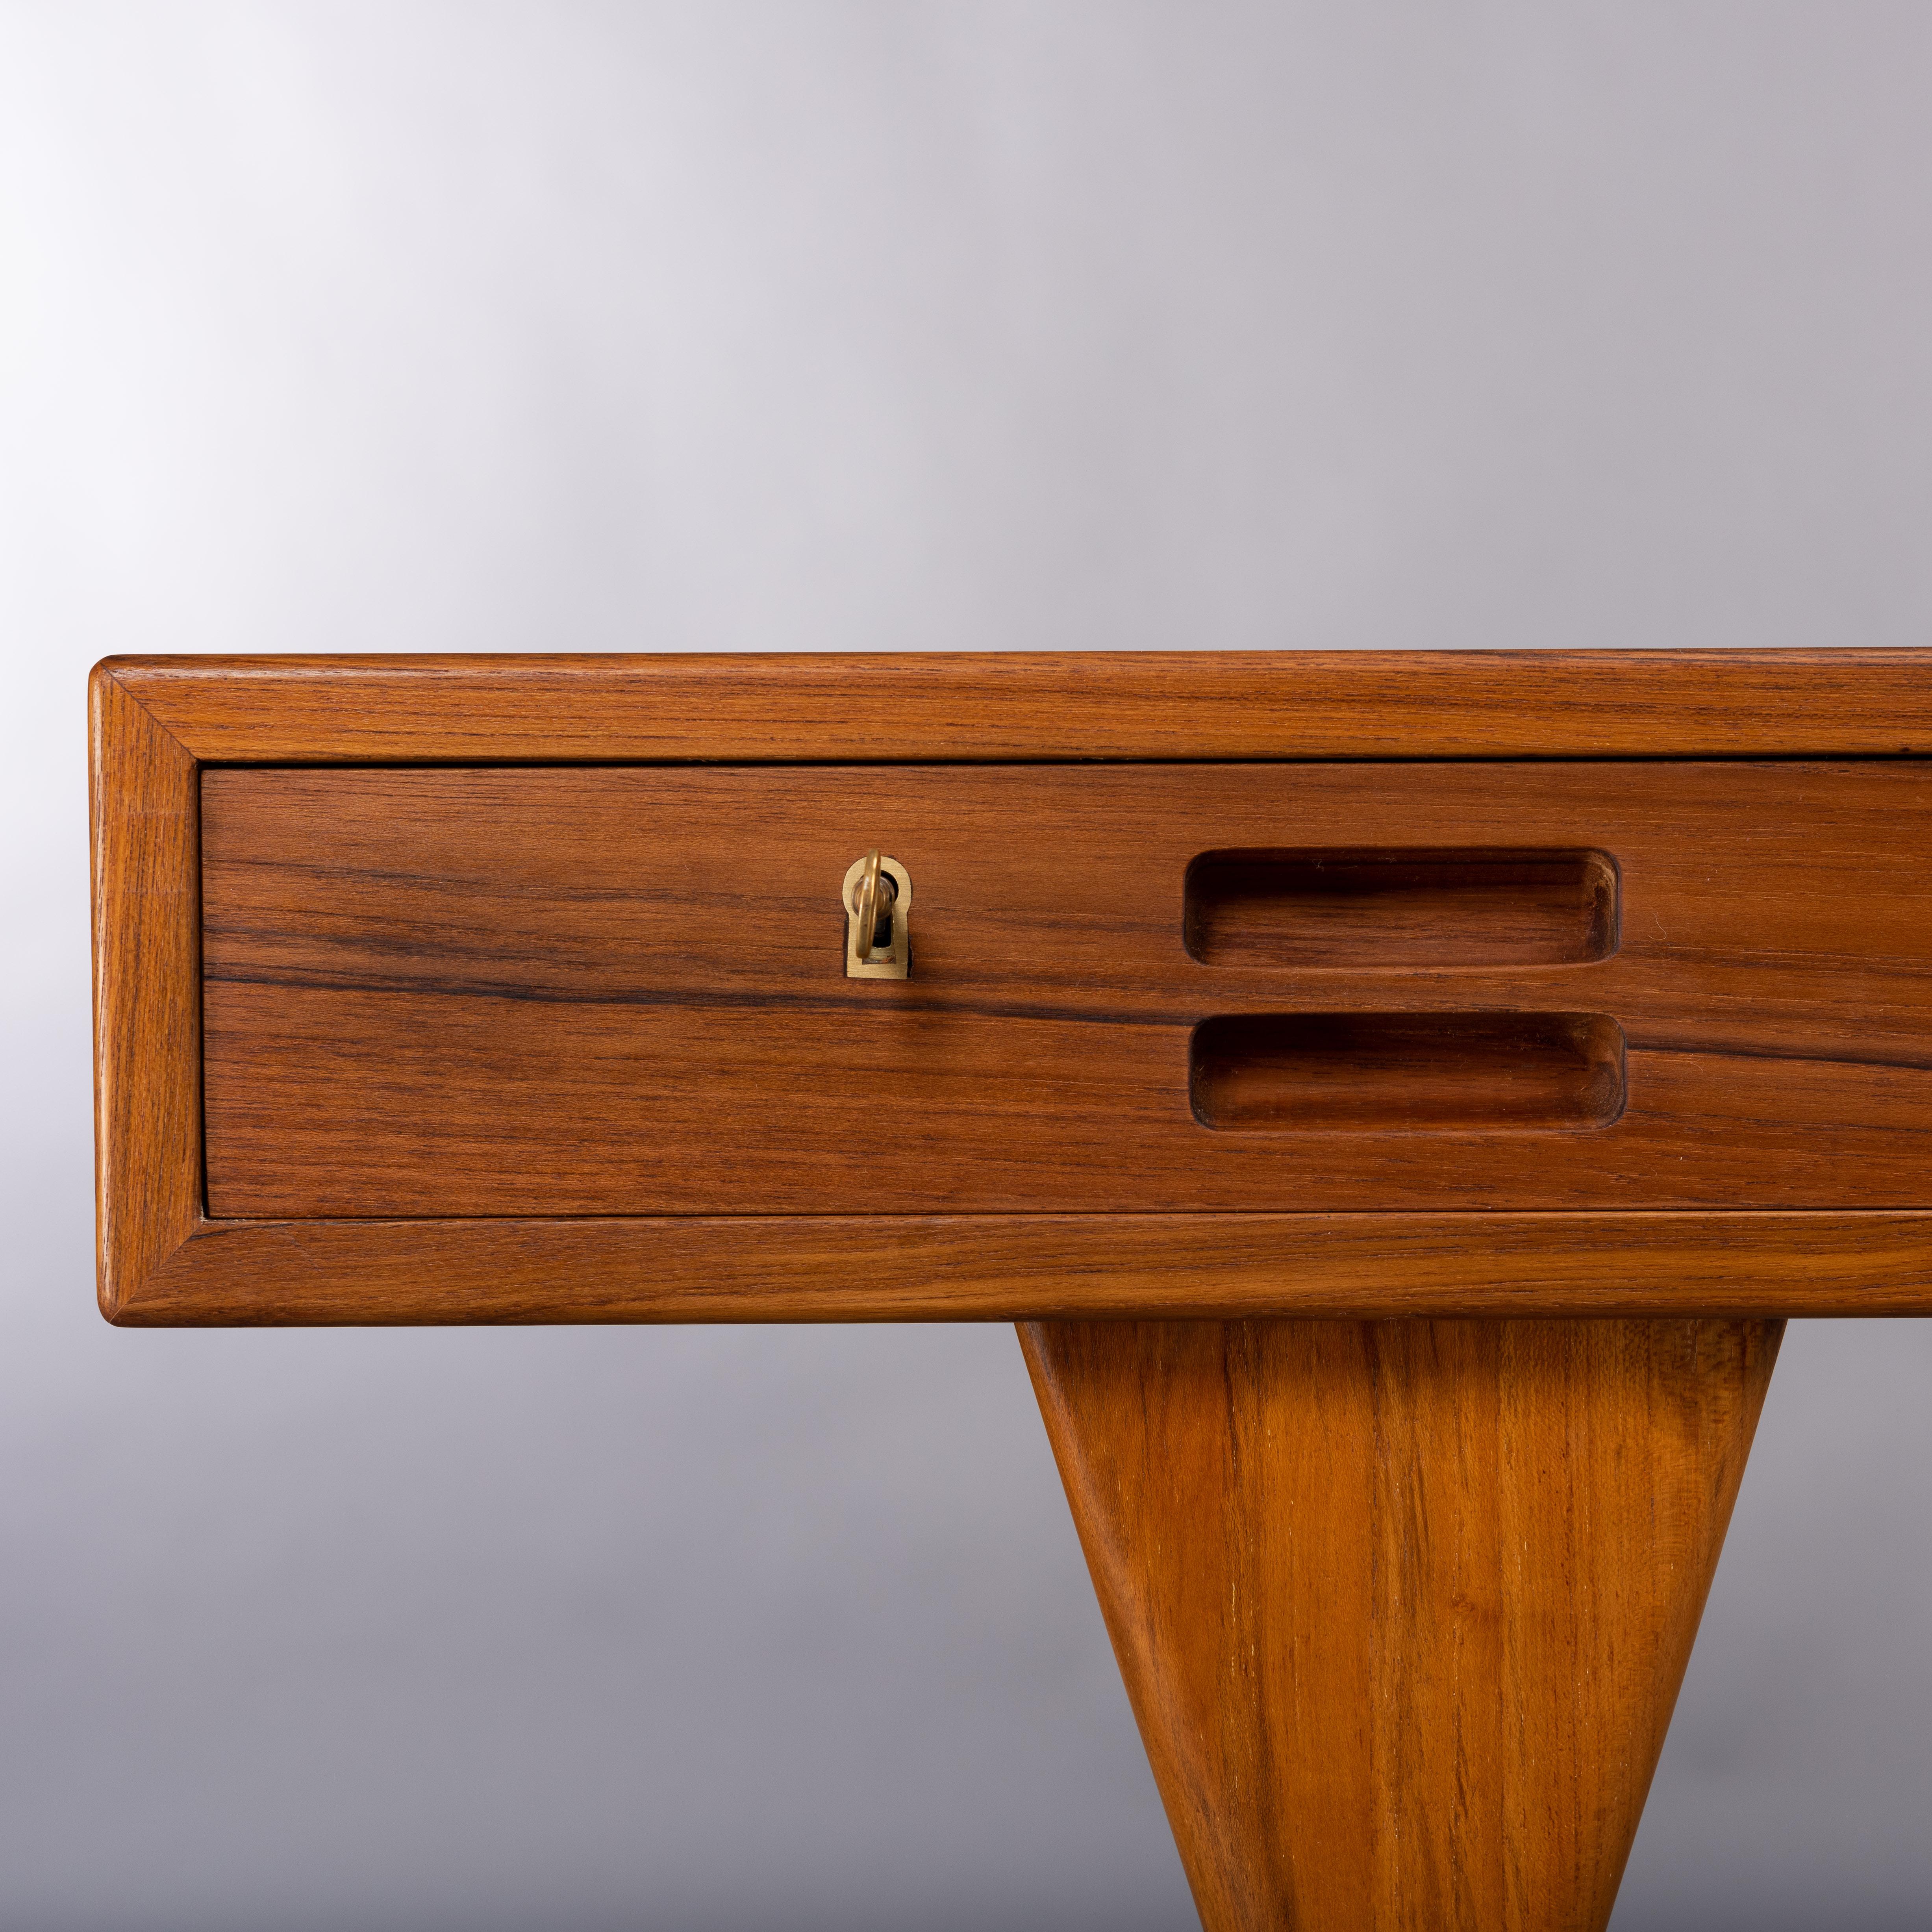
[844,851,911,978]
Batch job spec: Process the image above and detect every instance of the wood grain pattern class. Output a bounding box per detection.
[104,649,1932,761]
[89,669,201,1321]
[89,649,1932,1322]
[200,761,1932,1216]
[1021,1316,1782,1932]
[108,1210,1932,1325]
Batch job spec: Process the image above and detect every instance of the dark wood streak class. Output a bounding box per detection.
[1632,1037,1932,1076]
[194,972,1932,1075]
[198,968,1182,1030]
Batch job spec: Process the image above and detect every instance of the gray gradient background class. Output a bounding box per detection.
[3,5,1931,1928]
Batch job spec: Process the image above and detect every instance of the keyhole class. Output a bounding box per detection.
[871,872,898,949]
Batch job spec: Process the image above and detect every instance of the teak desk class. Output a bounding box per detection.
[91,650,1932,1931]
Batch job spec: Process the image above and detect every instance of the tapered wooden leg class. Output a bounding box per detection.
[1020,1318,1781,1932]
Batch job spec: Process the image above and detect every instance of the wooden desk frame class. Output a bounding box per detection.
[91,648,1932,1930]
[91,648,1932,1326]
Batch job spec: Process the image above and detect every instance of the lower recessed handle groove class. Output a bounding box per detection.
[1189,1012,1628,1132]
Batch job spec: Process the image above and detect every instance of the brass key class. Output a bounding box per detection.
[843,850,911,978]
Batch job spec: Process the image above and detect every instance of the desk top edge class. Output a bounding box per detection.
[93,648,1932,762]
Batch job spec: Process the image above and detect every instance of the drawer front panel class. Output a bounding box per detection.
[200,761,1932,1215]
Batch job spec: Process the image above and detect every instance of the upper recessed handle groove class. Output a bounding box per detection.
[1184,848,1621,970]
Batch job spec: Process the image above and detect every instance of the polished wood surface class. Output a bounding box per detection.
[105,648,1932,760]
[90,652,1932,1323]
[200,760,1932,1217]
[104,1209,1932,1326]
[1021,1316,1782,1932]
[89,673,202,1316]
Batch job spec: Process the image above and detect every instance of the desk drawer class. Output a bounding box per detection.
[199,760,1932,1216]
